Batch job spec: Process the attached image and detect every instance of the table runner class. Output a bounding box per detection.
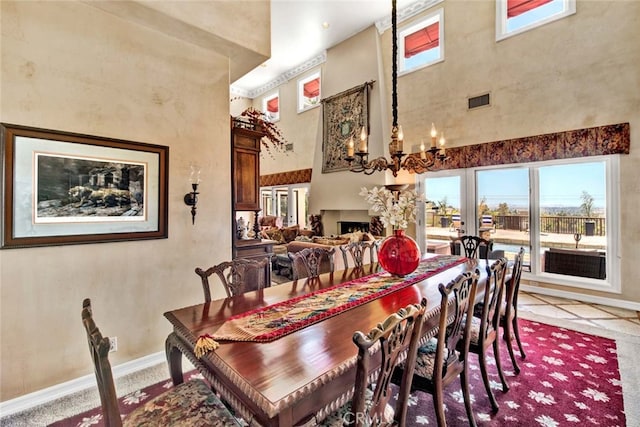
[194,254,466,357]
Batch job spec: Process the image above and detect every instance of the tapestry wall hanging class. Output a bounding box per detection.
[321,81,373,173]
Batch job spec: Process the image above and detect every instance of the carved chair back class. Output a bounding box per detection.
[351,299,427,427]
[288,247,335,280]
[465,257,509,411]
[453,235,493,259]
[196,258,268,301]
[81,298,122,427]
[82,298,240,427]
[339,240,380,269]
[502,247,527,372]
[404,271,479,427]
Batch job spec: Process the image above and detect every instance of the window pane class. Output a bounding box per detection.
[497,0,576,40]
[292,187,309,229]
[275,188,288,226]
[399,9,443,73]
[476,168,531,268]
[261,189,273,216]
[424,175,461,248]
[539,162,607,280]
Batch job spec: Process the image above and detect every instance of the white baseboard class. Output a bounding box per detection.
[521,285,640,311]
[0,351,165,418]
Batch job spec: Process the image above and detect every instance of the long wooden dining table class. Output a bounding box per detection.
[164,254,491,427]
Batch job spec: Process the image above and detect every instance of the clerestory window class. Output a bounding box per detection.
[496,0,576,41]
[399,8,444,74]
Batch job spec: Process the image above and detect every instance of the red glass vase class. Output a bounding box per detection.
[378,229,421,277]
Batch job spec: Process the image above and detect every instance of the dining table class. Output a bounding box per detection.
[164,253,491,427]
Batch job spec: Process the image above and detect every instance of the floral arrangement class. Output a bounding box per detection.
[359,186,422,230]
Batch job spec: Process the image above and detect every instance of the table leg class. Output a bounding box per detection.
[165,332,184,385]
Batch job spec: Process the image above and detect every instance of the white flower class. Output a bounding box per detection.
[359,186,421,230]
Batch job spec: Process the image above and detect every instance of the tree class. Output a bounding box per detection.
[477,197,490,216]
[580,191,595,219]
[437,197,448,215]
[497,202,510,216]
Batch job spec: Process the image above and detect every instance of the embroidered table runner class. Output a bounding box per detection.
[194,255,466,357]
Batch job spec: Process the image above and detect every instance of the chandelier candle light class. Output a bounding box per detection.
[345,0,447,177]
[360,185,422,276]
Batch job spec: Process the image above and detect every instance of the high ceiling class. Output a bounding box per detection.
[230,0,429,98]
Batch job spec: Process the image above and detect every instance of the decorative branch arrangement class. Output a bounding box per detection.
[235,107,288,157]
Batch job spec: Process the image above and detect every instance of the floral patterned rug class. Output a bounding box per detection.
[48,318,625,427]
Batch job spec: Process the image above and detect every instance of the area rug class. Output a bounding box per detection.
[47,318,626,427]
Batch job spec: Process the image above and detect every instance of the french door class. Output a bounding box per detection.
[260,184,309,228]
[417,156,619,292]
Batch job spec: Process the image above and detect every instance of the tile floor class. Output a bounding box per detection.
[518,291,640,336]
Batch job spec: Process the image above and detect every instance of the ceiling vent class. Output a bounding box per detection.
[285,143,294,152]
[468,93,490,110]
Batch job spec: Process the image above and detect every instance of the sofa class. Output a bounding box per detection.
[267,231,379,279]
[543,247,606,279]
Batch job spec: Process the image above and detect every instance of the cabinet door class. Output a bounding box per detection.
[234,147,260,211]
[232,127,261,212]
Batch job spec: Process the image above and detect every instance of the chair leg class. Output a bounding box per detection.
[513,316,526,359]
[503,319,521,374]
[433,382,447,427]
[460,365,477,427]
[478,351,499,412]
[492,338,509,393]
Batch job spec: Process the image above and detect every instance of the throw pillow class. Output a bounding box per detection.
[265,228,285,244]
[281,225,300,243]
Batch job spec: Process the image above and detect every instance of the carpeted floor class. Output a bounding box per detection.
[31,316,637,427]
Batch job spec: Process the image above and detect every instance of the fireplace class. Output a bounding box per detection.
[338,221,370,234]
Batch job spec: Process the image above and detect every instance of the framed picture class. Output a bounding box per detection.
[1,123,168,248]
[321,81,372,173]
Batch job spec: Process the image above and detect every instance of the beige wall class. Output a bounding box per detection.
[0,1,268,400]
[262,1,640,303]
[386,0,640,303]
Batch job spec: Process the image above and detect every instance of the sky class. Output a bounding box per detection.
[425,161,606,210]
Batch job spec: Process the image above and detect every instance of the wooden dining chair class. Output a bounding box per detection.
[288,247,336,280]
[195,258,269,301]
[501,247,526,373]
[463,257,509,412]
[339,240,380,268]
[318,299,427,427]
[393,271,479,427]
[81,298,241,427]
[460,235,492,259]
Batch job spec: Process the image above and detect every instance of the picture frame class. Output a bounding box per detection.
[321,81,372,173]
[1,123,169,248]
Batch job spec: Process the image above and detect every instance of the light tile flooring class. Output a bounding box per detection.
[518,291,640,336]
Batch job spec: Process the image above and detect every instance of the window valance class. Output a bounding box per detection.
[429,122,629,171]
[260,168,312,187]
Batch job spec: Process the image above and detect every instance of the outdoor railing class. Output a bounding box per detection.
[429,214,606,236]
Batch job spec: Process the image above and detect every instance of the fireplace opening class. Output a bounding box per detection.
[338,221,370,234]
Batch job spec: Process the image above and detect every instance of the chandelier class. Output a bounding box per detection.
[345,0,447,177]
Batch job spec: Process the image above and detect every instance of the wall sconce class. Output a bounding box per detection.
[184,165,201,225]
